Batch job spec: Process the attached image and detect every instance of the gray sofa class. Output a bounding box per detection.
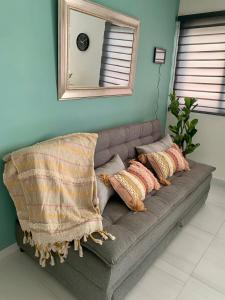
[16,120,215,300]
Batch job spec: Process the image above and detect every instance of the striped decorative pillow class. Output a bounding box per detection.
[138,144,190,186]
[127,160,160,193]
[166,144,190,172]
[109,170,147,212]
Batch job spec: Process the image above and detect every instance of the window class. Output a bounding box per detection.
[99,23,134,87]
[174,13,225,115]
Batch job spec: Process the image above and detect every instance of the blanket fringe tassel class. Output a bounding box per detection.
[22,230,116,268]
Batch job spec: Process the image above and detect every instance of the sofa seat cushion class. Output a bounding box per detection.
[83,160,215,266]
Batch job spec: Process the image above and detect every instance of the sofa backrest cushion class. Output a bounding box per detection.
[94,120,161,168]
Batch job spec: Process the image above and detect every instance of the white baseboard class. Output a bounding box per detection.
[0,244,18,261]
[212,177,225,186]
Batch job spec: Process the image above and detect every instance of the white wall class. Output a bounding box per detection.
[179,0,225,15]
[167,112,225,180]
[189,113,225,180]
[173,0,225,180]
[68,10,105,87]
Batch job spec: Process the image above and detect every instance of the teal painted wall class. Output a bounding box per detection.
[0,0,179,250]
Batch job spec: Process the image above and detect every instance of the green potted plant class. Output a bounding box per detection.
[168,92,200,156]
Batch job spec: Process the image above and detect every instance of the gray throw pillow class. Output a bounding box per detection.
[95,154,125,213]
[136,134,173,155]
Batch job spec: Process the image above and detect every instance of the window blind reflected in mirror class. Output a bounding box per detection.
[99,23,134,87]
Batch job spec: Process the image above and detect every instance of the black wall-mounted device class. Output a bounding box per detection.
[154,47,166,64]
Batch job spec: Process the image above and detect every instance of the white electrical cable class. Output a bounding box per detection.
[154,64,162,120]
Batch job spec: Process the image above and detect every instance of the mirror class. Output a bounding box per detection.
[68,13,135,89]
[58,0,140,100]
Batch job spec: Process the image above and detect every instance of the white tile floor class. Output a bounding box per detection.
[0,179,225,300]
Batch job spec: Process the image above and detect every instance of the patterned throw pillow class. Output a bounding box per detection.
[138,144,190,186]
[127,160,160,193]
[109,170,147,212]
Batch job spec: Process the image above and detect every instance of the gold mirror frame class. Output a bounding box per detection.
[58,0,140,100]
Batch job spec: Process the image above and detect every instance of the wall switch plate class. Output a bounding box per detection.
[154,47,166,64]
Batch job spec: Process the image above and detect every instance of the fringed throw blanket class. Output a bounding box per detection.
[3,133,115,267]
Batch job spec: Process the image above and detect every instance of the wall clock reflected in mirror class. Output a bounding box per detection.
[76,33,90,52]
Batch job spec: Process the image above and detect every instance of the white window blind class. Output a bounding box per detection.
[99,23,134,87]
[174,14,225,115]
